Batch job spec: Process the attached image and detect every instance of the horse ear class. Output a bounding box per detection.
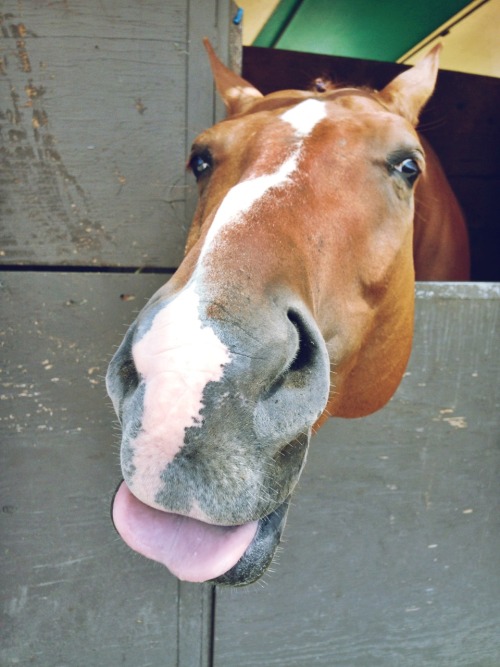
[378,44,442,126]
[203,38,263,117]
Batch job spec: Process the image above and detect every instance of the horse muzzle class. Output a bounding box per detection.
[106,280,330,584]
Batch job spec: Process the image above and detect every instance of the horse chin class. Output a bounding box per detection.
[212,499,290,586]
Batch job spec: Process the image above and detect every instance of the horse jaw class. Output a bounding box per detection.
[203,38,263,116]
[325,248,415,420]
[378,44,442,126]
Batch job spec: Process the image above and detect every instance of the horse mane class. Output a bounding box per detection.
[309,76,337,93]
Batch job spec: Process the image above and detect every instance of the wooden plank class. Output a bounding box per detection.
[0,271,212,666]
[243,47,500,281]
[178,582,215,667]
[214,283,500,667]
[0,1,235,269]
[0,1,186,268]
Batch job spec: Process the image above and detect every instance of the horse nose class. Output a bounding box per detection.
[253,304,330,449]
[270,309,323,393]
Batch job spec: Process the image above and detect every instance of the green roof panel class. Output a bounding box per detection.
[255,0,473,61]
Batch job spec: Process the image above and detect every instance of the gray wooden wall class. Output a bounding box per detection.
[2,279,499,666]
[1,3,499,666]
[1,0,237,269]
[1,1,232,664]
[214,283,500,667]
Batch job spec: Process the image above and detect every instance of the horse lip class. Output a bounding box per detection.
[110,479,289,585]
[211,499,290,586]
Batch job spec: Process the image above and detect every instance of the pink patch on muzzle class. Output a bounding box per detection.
[126,284,231,508]
[112,482,258,582]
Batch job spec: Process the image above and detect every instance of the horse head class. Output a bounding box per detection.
[108,42,444,585]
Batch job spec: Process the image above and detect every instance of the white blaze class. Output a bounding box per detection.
[197,152,299,265]
[280,98,327,136]
[197,99,327,266]
[129,283,231,509]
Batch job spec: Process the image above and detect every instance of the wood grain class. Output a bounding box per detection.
[0,0,230,269]
[0,271,214,666]
[214,283,500,667]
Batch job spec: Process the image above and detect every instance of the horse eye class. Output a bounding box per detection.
[394,157,421,186]
[189,151,213,180]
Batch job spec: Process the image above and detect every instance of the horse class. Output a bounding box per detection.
[107,41,470,586]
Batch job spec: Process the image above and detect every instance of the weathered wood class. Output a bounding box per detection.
[178,582,215,667]
[1,276,499,666]
[0,1,233,269]
[184,0,241,226]
[243,47,500,282]
[214,283,500,667]
[0,271,213,667]
[0,3,231,664]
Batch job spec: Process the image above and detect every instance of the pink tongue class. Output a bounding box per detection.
[112,482,258,582]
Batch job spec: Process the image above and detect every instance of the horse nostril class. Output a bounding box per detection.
[286,309,317,376]
[264,309,319,399]
[119,356,139,395]
[254,306,329,447]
